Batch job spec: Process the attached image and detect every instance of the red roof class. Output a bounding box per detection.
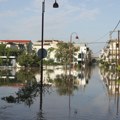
[0,40,31,43]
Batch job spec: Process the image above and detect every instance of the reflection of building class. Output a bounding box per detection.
[0,69,24,87]
[99,68,120,95]
[35,67,65,85]
[34,66,91,87]
[0,69,16,80]
[76,67,91,88]
[99,67,120,115]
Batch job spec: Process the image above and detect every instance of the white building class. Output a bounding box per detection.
[32,40,92,65]
[99,39,120,65]
[0,40,32,51]
[32,40,59,51]
[0,40,32,67]
[74,43,92,66]
[32,40,62,61]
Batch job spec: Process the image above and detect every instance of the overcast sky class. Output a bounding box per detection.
[0,0,120,54]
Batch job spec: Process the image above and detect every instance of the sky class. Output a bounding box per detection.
[0,0,120,55]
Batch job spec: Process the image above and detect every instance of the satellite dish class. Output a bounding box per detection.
[37,48,47,59]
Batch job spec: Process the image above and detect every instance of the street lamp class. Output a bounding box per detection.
[40,0,59,86]
[69,32,79,75]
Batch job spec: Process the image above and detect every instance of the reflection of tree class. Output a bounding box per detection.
[100,67,120,115]
[54,74,78,95]
[0,69,17,86]
[16,69,36,83]
[1,81,51,107]
[77,66,92,88]
[1,68,51,106]
[0,68,49,120]
[0,69,37,86]
[17,82,39,106]
[1,81,38,105]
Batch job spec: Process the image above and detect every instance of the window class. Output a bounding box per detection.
[78,53,84,58]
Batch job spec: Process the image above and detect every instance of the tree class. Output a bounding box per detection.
[47,47,55,60]
[26,42,32,53]
[17,52,30,67]
[55,42,69,64]
[17,52,40,67]
[0,44,6,56]
[0,58,3,65]
[55,42,79,68]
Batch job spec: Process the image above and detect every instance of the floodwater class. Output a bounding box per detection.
[0,65,120,120]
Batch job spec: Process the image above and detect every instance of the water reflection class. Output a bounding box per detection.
[0,68,36,87]
[0,66,92,99]
[99,67,120,115]
[0,66,92,120]
[77,66,91,89]
[43,66,92,93]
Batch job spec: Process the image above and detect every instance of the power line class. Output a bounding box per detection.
[92,32,109,43]
[86,41,107,44]
[110,20,120,36]
[76,20,120,56]
[77,41,107,45]
[88,20,120,43]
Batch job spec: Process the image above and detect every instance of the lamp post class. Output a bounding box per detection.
[40,0,59,110]
[69,32,79,75]
[118,30,120,65]
[40,0,59,87]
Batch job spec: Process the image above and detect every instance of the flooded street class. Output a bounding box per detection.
[0,65,120,120]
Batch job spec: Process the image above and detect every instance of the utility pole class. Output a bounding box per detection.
[118,30,120,65]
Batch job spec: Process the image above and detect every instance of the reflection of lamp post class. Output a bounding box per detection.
[69,32,79,75]
[40,0,59,88]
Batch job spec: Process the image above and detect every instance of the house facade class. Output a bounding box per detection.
[0,39,92,67]
[0,40,32,52]
[0,40,32,67]
[99,39,120,66]
[32,40,62,61]
[74,43,92,66]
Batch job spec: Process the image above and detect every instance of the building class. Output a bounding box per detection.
[0,40,32,52]
[99,39,120,66]
[32,40,60,51]
[32,40,62,61]
[0,40,32,67]
[74,43,92,66]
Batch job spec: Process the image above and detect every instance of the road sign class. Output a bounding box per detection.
[37,48,47,59]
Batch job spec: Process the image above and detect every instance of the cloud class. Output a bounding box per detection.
[0,0,100,41]
[44,0,99,31]
[0,10,17,17]
[0,0,7,2]
[78,8,99,20]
